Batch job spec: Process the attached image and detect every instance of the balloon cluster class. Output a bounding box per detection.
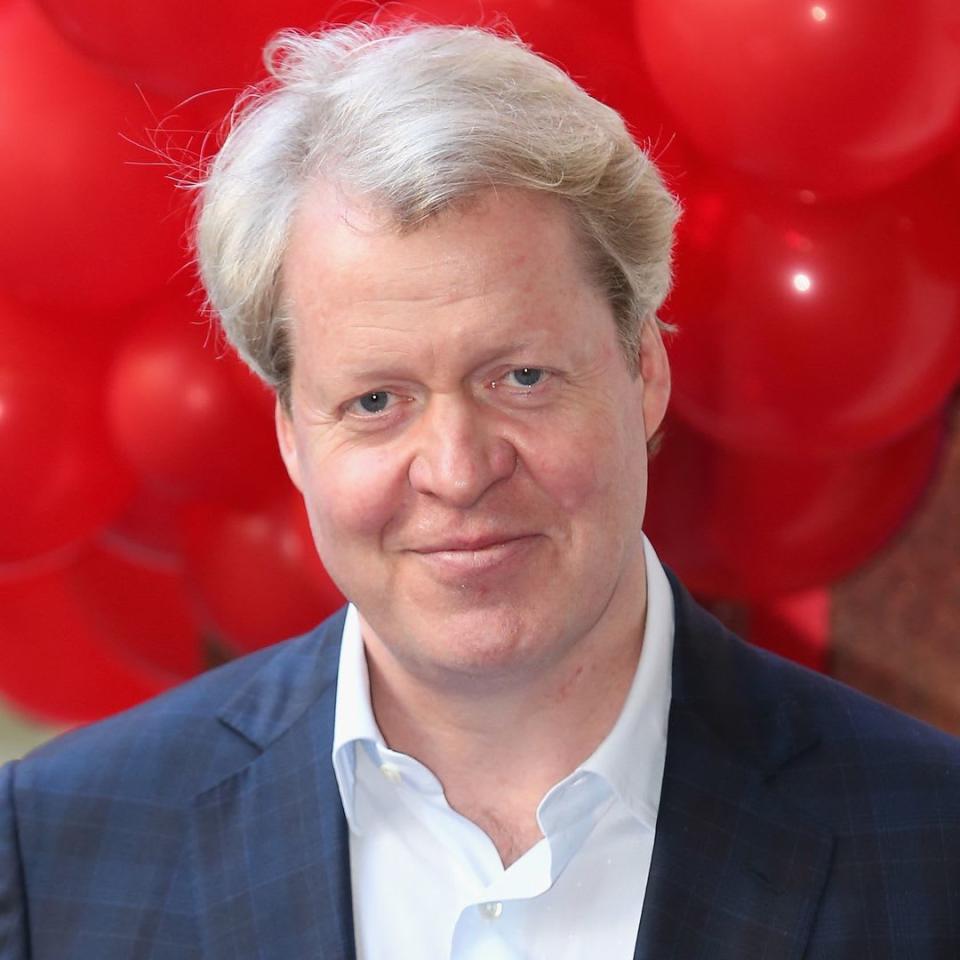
[636,1,960,602]
[1,0,958,719]
[0,0,352,723]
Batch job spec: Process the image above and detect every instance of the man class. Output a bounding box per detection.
[2,22,959,960]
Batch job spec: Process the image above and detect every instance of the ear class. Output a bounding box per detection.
[275,397,304,492]
[637,317,671,440]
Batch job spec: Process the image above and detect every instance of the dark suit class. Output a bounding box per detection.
[2,573,959,958]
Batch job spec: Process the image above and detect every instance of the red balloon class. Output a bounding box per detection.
[101,484,188,564]
[665,162,960,456]
[637,0,960,198]
[394,0,688,176]
[181,490,345,654]
[0,1,189,311]
[67,542,205,681]
[0,297,136,566]
[0,561,170,724]
[35,0,371,105]
[644,413,946,599]
[107,290,289,506]
[747,588,829,673]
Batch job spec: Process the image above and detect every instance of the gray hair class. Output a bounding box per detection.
[195,21,680,407]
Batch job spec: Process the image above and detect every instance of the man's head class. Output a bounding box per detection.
[195,23,679,689]
[196,22,679,409]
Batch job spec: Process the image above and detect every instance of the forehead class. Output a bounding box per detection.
[284,181,597,304]
[280,182,615,384]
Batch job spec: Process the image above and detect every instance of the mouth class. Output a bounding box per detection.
[410,534,540,580]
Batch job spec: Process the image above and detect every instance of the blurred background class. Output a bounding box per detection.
[1,0,958,758]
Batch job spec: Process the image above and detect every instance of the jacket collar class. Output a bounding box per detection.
[216,607,348,750]
[189,610,356,960]
[633,572,833,959]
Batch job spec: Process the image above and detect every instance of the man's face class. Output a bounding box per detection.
[277,185,670,690]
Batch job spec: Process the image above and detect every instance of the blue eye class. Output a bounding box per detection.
[507,367,544,388]
[355,392,390,414]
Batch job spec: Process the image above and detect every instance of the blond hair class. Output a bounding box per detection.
[195,22,680,406]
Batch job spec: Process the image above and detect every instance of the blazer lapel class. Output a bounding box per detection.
[188,612,356,960]
[634,578,834,960]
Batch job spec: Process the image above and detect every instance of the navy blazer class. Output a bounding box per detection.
[2,574,959,958]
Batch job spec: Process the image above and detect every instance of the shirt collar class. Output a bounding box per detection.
[331,603,381,832]
[576,535,674,827]
[331,535,675,832]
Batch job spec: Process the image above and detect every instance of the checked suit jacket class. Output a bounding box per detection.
[2,572,960,959]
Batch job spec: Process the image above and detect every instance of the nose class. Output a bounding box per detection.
[407,395,517,507]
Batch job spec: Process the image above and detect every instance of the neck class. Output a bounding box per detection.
[361,572,647,865]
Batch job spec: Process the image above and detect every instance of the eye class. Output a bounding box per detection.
[347,390,395,416]
[502,367,547,389]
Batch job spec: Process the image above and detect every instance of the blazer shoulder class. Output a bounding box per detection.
[669,571,960,822]
[780,654,960,827]
[11,608,347,805]
[671,575,960,759]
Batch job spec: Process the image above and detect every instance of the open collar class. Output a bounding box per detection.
[189,567,835,960]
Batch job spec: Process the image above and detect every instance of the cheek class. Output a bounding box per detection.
[516,411,648,520]
[300,445,407,552]
[518,426,617,513]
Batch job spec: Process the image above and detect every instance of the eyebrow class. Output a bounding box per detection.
[332,337,549,386]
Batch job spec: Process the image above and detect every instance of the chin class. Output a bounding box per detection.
[400,602,572,681]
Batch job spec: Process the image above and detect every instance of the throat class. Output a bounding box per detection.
[454,799,544,869]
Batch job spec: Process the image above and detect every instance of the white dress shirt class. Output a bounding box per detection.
[332,536,675,959]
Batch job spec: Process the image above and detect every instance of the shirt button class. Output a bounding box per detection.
[479,901,503,919]
[379,762,402,784]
